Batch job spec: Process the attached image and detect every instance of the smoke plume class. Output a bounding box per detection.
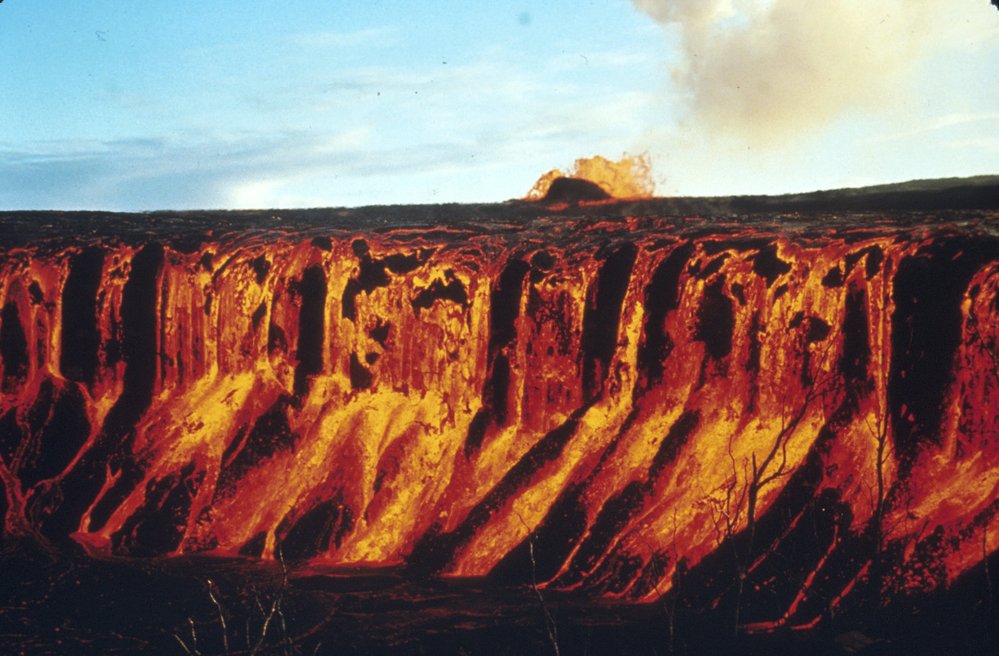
[634,0,956,145]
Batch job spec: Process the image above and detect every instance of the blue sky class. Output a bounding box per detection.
[1,1,997,210]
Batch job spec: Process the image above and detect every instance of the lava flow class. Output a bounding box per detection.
[0,200,997,633]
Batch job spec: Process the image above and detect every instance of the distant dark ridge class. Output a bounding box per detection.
[0,175,996,247]
[714,175,999,213]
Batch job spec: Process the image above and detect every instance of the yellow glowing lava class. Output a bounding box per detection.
[526,153,655,200]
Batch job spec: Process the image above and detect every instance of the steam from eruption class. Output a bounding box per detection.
[633,0,955,145]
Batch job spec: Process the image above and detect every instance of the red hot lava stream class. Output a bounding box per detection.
[0,205,996,632]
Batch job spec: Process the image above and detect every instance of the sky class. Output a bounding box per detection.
[1,1,997,210]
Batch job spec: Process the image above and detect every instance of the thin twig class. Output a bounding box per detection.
[188,617,200,655]
[528,539,561,656]
[278,606,293,655]
[173,633,194,656]
[639,535,675,652]
[514,511,560,656]
[206,579,229,655]
[250,597,279,655]
[250,546,289,656]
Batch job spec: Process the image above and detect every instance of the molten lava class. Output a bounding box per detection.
[527,153,655,201]
[0,205,996,632]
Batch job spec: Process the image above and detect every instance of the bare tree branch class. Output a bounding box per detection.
[514,511,560,656]
[206,579,229,655]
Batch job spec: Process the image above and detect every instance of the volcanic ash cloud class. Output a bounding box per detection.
[633,0,958,145]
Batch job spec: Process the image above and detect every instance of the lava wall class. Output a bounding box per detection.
[0,211,996,630]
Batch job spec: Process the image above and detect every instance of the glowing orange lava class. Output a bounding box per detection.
[0,207,996,632]
[526,153,655,200]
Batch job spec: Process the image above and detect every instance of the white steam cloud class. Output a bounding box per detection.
[634,0,967,145]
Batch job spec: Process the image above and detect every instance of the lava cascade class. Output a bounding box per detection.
[0,210,996,631]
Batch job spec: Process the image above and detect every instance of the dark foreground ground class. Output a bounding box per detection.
[2,539,998,656]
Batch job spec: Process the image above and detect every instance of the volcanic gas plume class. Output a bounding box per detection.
[0,201,997,633]
[633,0,977,145]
